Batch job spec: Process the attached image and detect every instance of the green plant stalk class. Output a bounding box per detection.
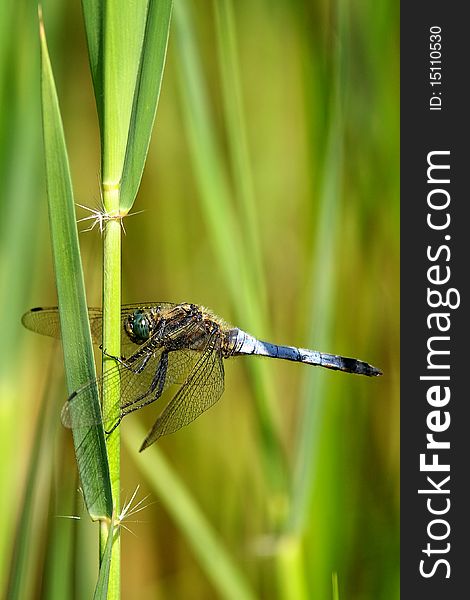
[91,1,172,595]
[95,524,115,600]
[332,572,340,600]
[100,185,121,597]
[276,536,309,600]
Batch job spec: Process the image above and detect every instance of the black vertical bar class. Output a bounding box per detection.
[401,3,468,597]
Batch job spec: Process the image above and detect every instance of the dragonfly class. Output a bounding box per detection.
[22,302,382,450]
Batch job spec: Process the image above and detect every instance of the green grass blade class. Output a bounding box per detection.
[0,4,41,386]
[119,0,172,212]
[39,8,112,520]
[287,3,344,537]
[0,4,45,591]
[288,119,342,535]
[173,0,287,497]
[94,525,114,600]
[276,537,309,600]
[101,0,149,186]
[124,422,257,600]
[281,4,355,597]
[82,0,172,212]
[5,385,49,600]
[173,0,243,305]
[43,478,76,599]
[213,0,267,313]
[81,0,104,127]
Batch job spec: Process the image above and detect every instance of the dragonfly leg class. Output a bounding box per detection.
[104,415,122,436]
[101,352,167,434]
[102,346,153,374]
[120,351,169,416]
[101,346,129,365]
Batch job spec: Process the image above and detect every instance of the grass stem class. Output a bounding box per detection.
[100,185,122,597]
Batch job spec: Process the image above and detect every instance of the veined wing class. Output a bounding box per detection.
[139,334,225,450]
[62,346,166,431]
[22,306,103,342]
[21,303,179,357]
[61,318,212,430]
[21,307,62,339]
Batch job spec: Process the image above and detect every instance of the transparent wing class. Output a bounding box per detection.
[24,303,226,442]
[21,302,179,356]
[62,348,165,430]
[22,307,95,340]
[139,339,225,450]
[61,338,208,430]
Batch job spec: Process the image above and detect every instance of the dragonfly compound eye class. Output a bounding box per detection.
[126,310,152,343]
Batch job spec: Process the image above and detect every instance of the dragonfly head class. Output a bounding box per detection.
[124,309,155,344]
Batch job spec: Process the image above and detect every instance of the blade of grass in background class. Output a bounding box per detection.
[42,464,77,599]
[276,536,309,600]
[0,8,41,383]
[213,0,267,314]
[39,7,112,520]
[0,0,42,585]
[9,361,80,600]
[173,0,288,503]
[124,422,257,600]
[289,116,342,534]
[280,17,344,600]
[5,378,49,600]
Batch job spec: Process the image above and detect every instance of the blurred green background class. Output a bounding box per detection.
[0,0,399,598]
